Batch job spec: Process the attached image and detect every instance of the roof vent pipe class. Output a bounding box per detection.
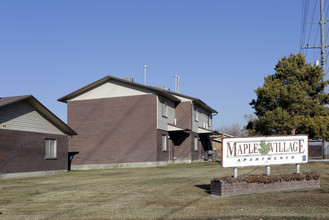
[174,75,180,93]
[144,65,147,85]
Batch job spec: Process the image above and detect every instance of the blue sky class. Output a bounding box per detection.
[0,1,311,130]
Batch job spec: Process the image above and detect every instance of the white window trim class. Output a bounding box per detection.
[45,139,57,159]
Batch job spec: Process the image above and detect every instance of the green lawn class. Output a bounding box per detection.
[0,161,328,219]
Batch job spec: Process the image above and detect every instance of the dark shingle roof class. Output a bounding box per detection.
[0,95,31,107]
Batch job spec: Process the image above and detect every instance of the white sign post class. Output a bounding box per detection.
[222,135,309,177]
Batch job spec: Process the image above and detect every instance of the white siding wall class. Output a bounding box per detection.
[71,81,151,101]
[157,97,175,130]
[0,102,64,135]
[192,105,212,132]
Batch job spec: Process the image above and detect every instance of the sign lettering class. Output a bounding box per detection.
[222,135,308,168]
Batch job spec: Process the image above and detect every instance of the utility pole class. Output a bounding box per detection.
[320,0,327,79]
[302,0,329,81]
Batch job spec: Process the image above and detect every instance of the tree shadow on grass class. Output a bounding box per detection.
[195,184,211,195]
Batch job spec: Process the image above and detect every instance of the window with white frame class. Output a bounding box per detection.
[161,135,167,151]
[194,106,199,122]
[45,139,57,159]
[162,101,168,118]
[194,137,198,151]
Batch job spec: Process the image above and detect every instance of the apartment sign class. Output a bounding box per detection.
[222,135,308,168]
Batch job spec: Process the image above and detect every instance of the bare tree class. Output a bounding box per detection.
[218,123,247,137]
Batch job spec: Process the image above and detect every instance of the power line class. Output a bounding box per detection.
[325,0,329,14]
[306,0,318,47]
[301,0,329,80]
[325,1,329,40]
[300,0,308,53]
[300,0,309,53]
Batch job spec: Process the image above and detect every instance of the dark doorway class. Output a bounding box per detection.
[199,134,212,160]
[169,131,190,161]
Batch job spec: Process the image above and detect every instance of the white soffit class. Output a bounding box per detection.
[167,124,186,131]
[172,94,193,102]
[197,127,213,134]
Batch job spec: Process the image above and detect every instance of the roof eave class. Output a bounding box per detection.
[58,76,112,103]
[58,75,181,103]
[168,91,217,114]
[194,99,218,114]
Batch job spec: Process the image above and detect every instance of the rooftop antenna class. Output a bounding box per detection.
[174,75,177,92]
[144,65,147,85]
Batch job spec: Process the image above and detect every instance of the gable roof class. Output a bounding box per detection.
[57,75,217,114]
[58,75,181,103]
[0,95,77,135]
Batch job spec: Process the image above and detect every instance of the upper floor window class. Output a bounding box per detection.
[162,101,168,118]
[45,139,57,159]
[195,107,199,122]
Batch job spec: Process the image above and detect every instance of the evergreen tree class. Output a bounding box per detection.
[247,53,329,139]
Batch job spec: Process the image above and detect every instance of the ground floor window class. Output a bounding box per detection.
[45,139,57,159]
[161,135,167,151]
[194,137,198,151]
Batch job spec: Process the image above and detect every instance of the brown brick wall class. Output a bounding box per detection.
[67,94,158,165]
[200,134,212,160]
[157,130,194,162]
[170,131,192,161]
[191,133,201,161]
[211,178,320,197]
[175,102,192,129]
[157,130,170,161]
[0,129,68,174]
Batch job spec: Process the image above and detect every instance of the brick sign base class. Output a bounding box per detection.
[211,178,320,197]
